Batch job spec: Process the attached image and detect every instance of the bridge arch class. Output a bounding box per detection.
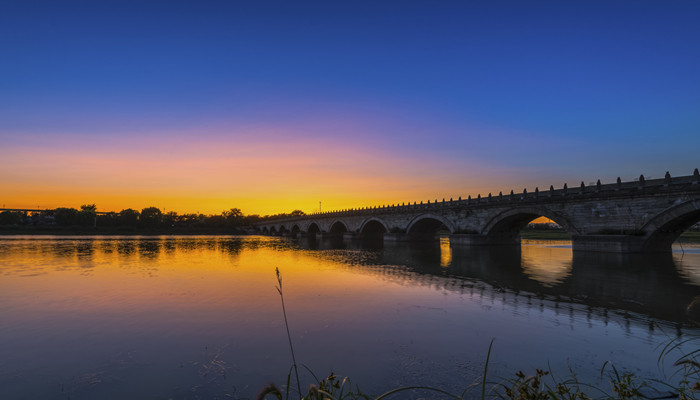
[360,218,389,234]
[291,224,301,235]
[640,200,700,251]
[482,206,579,243]
[278,225,289,235]
[307,222,321,235]
[406,214,456,236]
[270,226,278,235]
[329,220,348,234]
[261,226,269,235]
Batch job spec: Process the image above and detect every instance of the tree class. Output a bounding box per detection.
[162,211,178,227]
[243,214,262,224]
[223,208,244,226]
[118,209,140,227]
[97,212,118,227]
[289,210,305,217]
[54,208,79,226]
[0,211,23,225]
[207,214,226,227]
[140,207,162,227]
[80,204,97,212]
[179,213,200,226]
[78,204,97,226]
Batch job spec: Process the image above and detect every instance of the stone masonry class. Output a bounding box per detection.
[257,170,700,253]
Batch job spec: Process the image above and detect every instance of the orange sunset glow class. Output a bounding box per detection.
[1,128,528,215]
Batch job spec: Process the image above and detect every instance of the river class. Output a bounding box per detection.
[1,235,700,399]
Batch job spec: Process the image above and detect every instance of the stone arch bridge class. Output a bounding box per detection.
[257,170,700,253]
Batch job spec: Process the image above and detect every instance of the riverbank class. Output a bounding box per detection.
[0,225,250,236]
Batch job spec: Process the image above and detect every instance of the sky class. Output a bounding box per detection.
[1,1,699,215]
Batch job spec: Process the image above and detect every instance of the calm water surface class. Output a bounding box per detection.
[2,235,700,399]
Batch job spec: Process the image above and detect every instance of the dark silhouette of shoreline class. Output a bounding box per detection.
[0,205,305,235]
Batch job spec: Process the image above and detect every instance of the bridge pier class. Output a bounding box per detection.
[312,232,343,240]
[450,234,491,246]
[449,233,654,253]
[313,232,325,239]
[343,232,362,240]
[451,234,654,252]
[571,235,647,253]
[383,233,409,242]
[385,233,453,242]
[274,230,669,253]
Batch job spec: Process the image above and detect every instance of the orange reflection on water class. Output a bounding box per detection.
[520,239,573,286]
[673,243,700,285]
[440,237,452,267]
[0,236,418,331]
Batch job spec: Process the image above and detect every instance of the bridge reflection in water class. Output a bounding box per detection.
[294,235,700,329]
[4,235,700,398]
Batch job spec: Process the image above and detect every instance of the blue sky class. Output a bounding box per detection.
[1,1,699,213]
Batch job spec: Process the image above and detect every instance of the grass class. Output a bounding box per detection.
[259,343,700,400]
[261,270,700,400]
[275,267,303,400]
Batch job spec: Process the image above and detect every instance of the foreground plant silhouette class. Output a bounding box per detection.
[259,269,700,400]
[274,267,303,400]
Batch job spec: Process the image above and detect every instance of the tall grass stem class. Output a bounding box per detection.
[276,268,302,400]
[482,339,494,400]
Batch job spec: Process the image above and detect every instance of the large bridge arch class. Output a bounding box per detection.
[329,220,349,234]
[360,218,389,234]
[307,222,322,235]
[291,224,301,235]
[406,214,456,236]
[482,206,580,243]
[640,200,700,251]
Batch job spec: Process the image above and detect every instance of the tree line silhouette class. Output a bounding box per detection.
[0,205,305,233]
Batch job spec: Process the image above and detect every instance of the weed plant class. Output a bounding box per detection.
[261,270,700,400]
